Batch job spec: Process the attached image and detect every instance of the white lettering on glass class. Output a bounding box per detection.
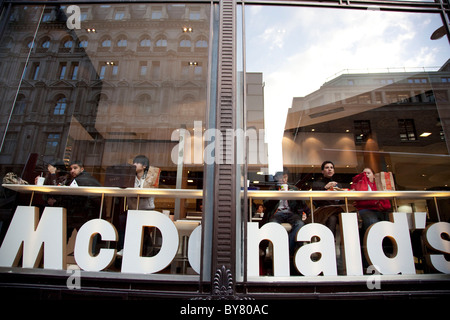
[121,210,179,274]
[0,206,66,269]
[74,219,117,272]
[1,206,449,277]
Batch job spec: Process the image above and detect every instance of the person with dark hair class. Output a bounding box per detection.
[127,155,156,210]
[35,159,69,187]
[310,160,344,237]
[64,160,101,238]
[67,160,101,187]
[263,168,310,256]
[37,159,69,206]
[117,155,160,257]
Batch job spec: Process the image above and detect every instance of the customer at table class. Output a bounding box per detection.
[352,167,392,266]
[263,168,310,256]
[352,167,391,234]
[64,160,101,238]
[35,159,69,187]
[127,155,158,211]
[66,160,101,187]
[117,155,160,257]
[34,159,69,208]
[310,160,344,237]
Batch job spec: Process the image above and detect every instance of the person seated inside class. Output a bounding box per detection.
[263,168,310,256]
[64,160,102,239]
[310,160,344,237]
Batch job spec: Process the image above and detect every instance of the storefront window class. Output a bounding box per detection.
[0,3,211,276]
[242,5,450,277]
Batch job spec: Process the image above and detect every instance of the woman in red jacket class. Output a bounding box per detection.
[352,168,391,236]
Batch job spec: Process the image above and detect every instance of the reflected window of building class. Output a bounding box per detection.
[54,96,67,115]
[152,61,161,79]
[408,78,428,84]
[139,61,147,77]
[13,94,26,115]
[398,119,417,141]
[195,37,208,50]
[194,63,203,79]
[179,36,191,52]
[2,133,17,154]
[189,9,201,20]
[61,37,73,49]
[354,120,371,144]
[70,63,79,80]
[44,133,60,156]
[156,37,167,50]
[179,37,191,47]
[98,61,118,79]
[114,9,126,20]
[80,11,88,22]
[42,13,52,23]
[78,38,88,49]
[30,62,40,80]
[116,37,127,48]
[138,94,152,114]
[58,62,67,79]
[139,36,151,50]
[152,8,163,20]
[24,37,33,49]
[101,37,112,49]
[40,37,50,51]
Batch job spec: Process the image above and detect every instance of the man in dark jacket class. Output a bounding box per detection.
[65,160,101,236]
[310,160,344,236]
[264,169,310,256]
[67,160,101,187]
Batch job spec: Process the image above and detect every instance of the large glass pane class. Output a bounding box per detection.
[244,5,450,277]
[0,3,210,275]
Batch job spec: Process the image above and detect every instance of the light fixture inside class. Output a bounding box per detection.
[420,132,432,137]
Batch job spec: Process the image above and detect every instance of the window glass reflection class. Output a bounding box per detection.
[244,6,450,276]
[0,3,210,274]
[244,6,450,191]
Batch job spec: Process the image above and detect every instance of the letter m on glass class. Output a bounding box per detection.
[0,206,67,269]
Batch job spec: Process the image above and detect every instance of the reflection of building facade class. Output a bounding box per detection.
[0,0,449,301]
[284,61,450,190]
[0,4,210,176]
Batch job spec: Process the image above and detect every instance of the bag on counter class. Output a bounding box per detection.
[2,172,29,185]
[143,166,161,188]
[374,171,395,191]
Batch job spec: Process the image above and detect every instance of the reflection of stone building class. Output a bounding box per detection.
[0,4,210,183]
[284,61,450,190]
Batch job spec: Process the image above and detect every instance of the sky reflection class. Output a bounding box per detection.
[244,6,450,173]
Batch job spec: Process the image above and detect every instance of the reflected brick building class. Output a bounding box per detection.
[0,4,210,177]
[284,61,450,191]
